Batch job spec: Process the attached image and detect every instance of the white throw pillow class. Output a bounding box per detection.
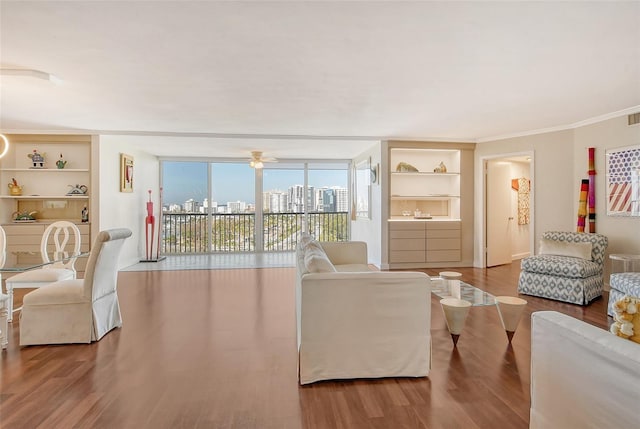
[304,246,337,273]
[298,232,315,250]
[539,238,592,260]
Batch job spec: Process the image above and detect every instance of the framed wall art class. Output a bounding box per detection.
[605,145,640,217]
[120,153,134,192]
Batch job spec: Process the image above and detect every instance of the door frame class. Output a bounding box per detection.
[479,151,535,268]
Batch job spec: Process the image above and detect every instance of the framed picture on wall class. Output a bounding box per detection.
[605,145,640,217]
[120,153,134,193]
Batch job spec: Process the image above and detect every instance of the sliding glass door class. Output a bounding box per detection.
[161,159,349,254]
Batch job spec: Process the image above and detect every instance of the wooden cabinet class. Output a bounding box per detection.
[425,221,461,262]
[389,221,426,263]
[389,221,461,264]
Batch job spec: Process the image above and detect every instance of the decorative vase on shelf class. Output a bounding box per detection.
[27,150,46,168]
[56,153,67,169]
[8,179,22,196]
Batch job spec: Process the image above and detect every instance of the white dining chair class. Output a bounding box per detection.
[5,221,81,322]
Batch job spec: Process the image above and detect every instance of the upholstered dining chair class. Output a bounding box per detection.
[19,228,132,346]
[5,220,81,322]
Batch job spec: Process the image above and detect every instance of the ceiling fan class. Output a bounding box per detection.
[248,151,277,169]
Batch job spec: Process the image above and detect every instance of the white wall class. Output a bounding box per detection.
[475,114,640,280]
[350,142,383,266]
[96,136,160,269]
[475,129,574,266]
[573,116,640,280]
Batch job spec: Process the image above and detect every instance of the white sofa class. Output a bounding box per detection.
[296,238,432,385]
[530,311,640,428]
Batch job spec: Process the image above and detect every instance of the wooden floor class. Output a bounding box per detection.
[0,263,610,429]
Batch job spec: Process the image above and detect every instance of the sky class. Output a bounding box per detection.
[162,161,348,205]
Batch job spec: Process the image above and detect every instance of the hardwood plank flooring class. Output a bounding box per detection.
[0,263,610,428]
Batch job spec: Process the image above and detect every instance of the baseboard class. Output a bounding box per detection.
[512,252,530,261]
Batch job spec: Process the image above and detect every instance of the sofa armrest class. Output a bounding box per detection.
[530,311,640,429]
[319,241,368,266]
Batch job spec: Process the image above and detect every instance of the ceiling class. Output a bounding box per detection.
[1,1,639,159]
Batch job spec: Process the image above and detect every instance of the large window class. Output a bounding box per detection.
[263,164,305,251]
[161,159,349,254]
[211,163,255,251]
[307,163,349,241]
[161,161,208,253]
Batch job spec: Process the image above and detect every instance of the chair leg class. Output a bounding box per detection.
[7,284,13,323]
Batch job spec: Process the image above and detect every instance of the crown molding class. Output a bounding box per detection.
[478,105,640,143]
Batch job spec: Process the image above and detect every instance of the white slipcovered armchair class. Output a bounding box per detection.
[19,228,132,346]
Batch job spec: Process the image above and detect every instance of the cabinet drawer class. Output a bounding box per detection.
[389,222,426,231]
[3,224,45,235]
[426,221,461,230]
[426,238,460,250]
[390,238,426,251]
[426,249,461,262]
[390,250,426,263]
[426,229,461,239]
[390,229,426,239]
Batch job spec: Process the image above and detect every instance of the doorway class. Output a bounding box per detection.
[484,153,534,267]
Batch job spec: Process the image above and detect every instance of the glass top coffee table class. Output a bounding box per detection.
[430,276,496,306]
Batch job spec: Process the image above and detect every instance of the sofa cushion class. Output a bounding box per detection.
[610,296,640,344]
[539,238,592,260]
[610,272,640,296]
[521,254,601,278]
[304,246,337,273]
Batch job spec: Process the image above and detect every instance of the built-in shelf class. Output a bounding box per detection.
[0,195,89,199]
[391,195,460,200]
[391,172,459,176]
[0,168,90,172]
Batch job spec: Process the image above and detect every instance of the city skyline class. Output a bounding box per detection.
[168,184,349,214]
[162,161,348,205]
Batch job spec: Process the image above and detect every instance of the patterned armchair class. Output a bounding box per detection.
[518,231,608,305]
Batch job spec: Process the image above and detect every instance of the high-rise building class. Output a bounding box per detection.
[314,188,326,212]
[263,190,288,213]
[228,201,247,213]
[334,187,349,212]
[288,185,305,212]
[322,188,336,212]
[184,198,199,212]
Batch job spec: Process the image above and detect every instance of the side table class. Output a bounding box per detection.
[440,298,472,347]
[609,254,640,273]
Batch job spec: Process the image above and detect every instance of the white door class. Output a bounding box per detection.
[486,160,513,267]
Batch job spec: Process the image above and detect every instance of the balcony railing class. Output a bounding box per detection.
[161,211,349,254]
